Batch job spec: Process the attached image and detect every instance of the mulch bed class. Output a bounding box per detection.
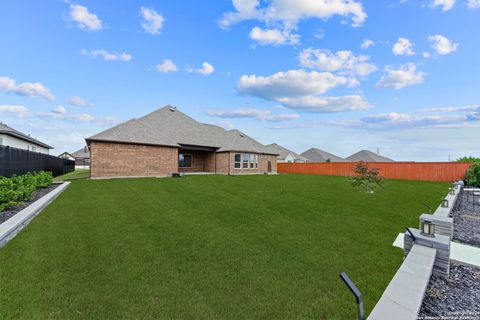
[452,189,480,248]
[0,184,60,224]
[418,263,480,320]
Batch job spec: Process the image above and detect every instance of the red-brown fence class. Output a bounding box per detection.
[277,162,472,182]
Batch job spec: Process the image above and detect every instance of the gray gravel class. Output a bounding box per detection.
[418,263,480,319]
[452,189,480,247]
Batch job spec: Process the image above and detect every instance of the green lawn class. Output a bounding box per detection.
[54,169,90,181]
[0,174,447,319]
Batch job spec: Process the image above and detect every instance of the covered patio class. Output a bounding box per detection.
[178,145,218,173]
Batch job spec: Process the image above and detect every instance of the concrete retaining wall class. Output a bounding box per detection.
[0,182,70,248]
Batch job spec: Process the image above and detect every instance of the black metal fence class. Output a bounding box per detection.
[0,145,74,177]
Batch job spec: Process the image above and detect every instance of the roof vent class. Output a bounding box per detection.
[239,133,245,137]
[169,106,176,112]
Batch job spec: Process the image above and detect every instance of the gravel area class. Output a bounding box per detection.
[0,183,60,224]
[418,263,480,320]
[452,189,480,247]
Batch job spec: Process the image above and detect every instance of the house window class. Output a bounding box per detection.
[32,146,36,152]
[234,153,258,169]
[0,137,3,145]
[179,154,192,168]
[234,154,241,168]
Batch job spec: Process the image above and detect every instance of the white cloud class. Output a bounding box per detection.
[361,39,375,49]
[209,120,235,130]
[219,0,367,28]
[156,59,178,73]
[69,4,102,31]
[467,0,480,8]
[422,52,431,58]
[428,34,458,55]
[420,104,480,113]
[207,108,300,122]
[376,63,425,89]
[392,37,415,56]
[237,69,370,113]
[52,106,67,114]
[334,104,480,131]
[430,0,456,11]
[237,69,350,100]
[37,111,95,122]
[0,105,29,117]
[249,26,300,45]
[68,96,94,107]
[81,49,132,62]
[195,62,215,75]
[278,95,372,113]
[0,76,55,100]
[361,112,466,127]
[299,48,377,76]
[140,7,164,35]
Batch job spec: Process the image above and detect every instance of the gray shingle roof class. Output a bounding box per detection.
[86,106,277,155]
[300,148,345,162]
[265,143,308,161]
[0,123,53,149]
[346,150,394,162]
[72,146,90,158]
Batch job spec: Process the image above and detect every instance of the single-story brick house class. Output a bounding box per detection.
[86,106,279,178]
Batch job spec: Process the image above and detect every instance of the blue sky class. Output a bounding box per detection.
[0,0,479,160]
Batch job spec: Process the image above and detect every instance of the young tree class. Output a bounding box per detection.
[350,161,384,193]
[465,163,480,187]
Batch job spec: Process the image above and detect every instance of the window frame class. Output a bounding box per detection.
[234,153,259,170]
[178,153,193,168]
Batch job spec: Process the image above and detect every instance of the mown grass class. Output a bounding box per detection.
[54,169,90,181]
[0,174,447,319]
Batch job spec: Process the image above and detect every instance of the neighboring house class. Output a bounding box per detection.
[346,150,394,162]
[58,152,75,161]
[85,106,278,178]
[0,122,52,154]
[265,143,308,163]
[71,146,90,169]
[301,148,346,162]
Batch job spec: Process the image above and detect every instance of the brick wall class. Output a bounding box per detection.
[204,152,216,172]
[90,142,278,178]
[90,141,178,178]
[216,152,278,175]
[215,152,231,175]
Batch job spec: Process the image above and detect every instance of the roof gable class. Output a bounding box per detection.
[346,150,394,162]
[86,106,277,155]
[0,123,53,149]
[265,143,308,161]
[300,148,345,162]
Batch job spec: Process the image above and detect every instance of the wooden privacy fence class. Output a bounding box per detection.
[278,162,473,182]
[0,145,75,178]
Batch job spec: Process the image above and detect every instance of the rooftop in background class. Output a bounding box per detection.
[0,122,53,149]
[346,150,394,162]
[72,146,90,159]
[301,148,346,162]
[87,106,277,155]
[265,143,309,162]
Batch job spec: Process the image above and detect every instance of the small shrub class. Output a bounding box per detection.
[0,171,53,212]
[350,161,384,193]
[465,163,480,187]
[35,171,53,188]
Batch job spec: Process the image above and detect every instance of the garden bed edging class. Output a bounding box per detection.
[0,181,70,248]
